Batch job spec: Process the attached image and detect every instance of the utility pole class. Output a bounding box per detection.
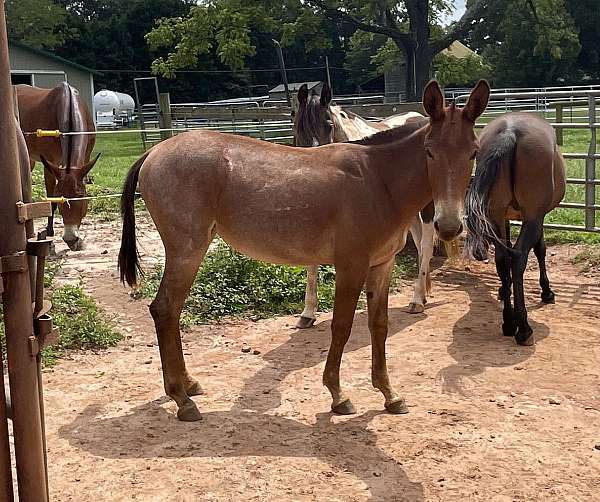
[325,56,333,96]
[272,39,291,107]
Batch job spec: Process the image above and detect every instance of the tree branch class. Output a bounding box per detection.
[430,0,489,54]
[309,0,414,47]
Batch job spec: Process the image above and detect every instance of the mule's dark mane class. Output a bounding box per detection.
[349,116,429,146]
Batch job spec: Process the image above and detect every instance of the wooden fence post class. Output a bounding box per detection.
[159,93,172,140]
[555,103,563,146]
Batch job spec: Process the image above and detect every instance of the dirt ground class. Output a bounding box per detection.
[36,216,600,501]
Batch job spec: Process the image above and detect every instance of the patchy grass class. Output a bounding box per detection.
[1,261,122,366]
[570,247,600,273]
[135,240,418,327]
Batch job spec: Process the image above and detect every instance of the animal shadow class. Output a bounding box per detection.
[435,270,549,394]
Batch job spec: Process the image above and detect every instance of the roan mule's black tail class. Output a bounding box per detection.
[118,152,149,287]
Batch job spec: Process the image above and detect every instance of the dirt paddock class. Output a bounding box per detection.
[41,217,600,501]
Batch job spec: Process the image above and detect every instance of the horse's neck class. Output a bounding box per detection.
[370,129,431,216]
[333,110,379,142]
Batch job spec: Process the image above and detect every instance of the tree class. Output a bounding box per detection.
[147,0,494,101]
[434,53,492,87]
[5,0,68,49]
[466,0,581,87]
[566,0,600,81]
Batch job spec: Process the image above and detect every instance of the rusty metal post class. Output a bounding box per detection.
[0,351,14,502]
[0,2,49,501]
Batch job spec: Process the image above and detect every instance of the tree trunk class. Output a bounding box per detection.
[405,0,433,101]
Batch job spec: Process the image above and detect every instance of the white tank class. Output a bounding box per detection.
[93,90,136,127]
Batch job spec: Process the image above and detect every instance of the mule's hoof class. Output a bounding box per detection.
[407,303,424,314]
[385,399,409,415]
[296,316,316,329]
[516,329,535,346]
[185,380,204,397]
[541,290,555,304]
[331,399,356,415]
[502,321,517,337]
[177,400,202,422]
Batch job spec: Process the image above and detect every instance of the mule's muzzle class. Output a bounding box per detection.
[433,218,463,242]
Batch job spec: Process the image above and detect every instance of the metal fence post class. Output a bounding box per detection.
[0,2,49,500]
[159,93,172,140]
[586,95,597,230]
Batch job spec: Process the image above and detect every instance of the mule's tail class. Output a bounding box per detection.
[118,152,150,287]
[465,128,517,254]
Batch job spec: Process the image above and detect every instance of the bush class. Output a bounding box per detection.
[1,263,122,366]
[135,241,418,327]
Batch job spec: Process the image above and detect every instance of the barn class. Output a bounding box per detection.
[8,40,97,113]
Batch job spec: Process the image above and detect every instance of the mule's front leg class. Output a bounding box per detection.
[43,167,57,237]
[367,258,407,414]
[323,264,367,414]
[296,265,319,328]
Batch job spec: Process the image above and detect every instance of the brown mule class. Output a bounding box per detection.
[16,82,99,250]
[465,112,566,346]
[119,80,490,421]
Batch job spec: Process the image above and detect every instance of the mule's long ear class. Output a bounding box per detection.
[40,156,61,178]
[82,152,101,177]
[422,80,445,121]
[297,84,309,106]
[320,82,332,107]
[463,79,491,123]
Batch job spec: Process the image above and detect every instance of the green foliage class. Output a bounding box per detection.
[434,53,493,87]
[136,241,337,326]
[5,0,68,49]
[41,284,122,365]
[135,239,419,328]
[1,263,122,367]
[467,0,581,86]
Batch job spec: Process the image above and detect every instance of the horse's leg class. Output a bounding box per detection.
[533,231,555,304]
[296,265,318,328]
[366,257,407,414]
[150,245,208,421]
[408,218,435,314]
[323,264,367,414]
[43,167,57,237]
[495,221,516,337]
[511,219,543,345]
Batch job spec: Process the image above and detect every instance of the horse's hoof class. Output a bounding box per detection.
[331,399,356,415]
[407,303,424,314]
[502,321,517,337]
[385,398,408,414]
[185,380,204,397]
[177,400,202,422]
[296,316,316,329]
[515,328,534,346]
[541,290,555,304]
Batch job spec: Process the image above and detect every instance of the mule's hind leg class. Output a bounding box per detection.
[323,263,368,414]
[297,265,318,328]
[534,232,555,304]
[366,258,407,414]
[150,243,210,421]
[511,219,543,345]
